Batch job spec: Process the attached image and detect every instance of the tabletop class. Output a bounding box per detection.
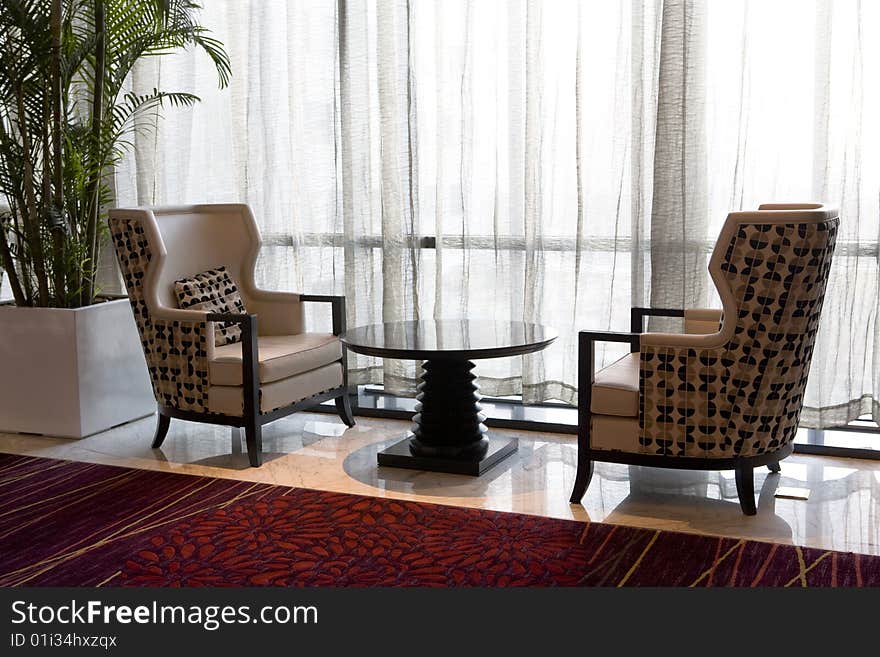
[339,319,557,360]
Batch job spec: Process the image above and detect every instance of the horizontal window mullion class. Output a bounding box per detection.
[262,232,877,257]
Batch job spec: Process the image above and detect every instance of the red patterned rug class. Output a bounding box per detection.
[0,453,877,587]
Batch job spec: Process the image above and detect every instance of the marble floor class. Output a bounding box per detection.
[2,412,879,556]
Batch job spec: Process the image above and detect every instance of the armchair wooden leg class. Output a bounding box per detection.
[767,461,781,473]
[245,419,262,467]
[570,456,594,504]
[151,413,171,449]
[572,330,597,505]
[570,419,594,504]
[239,312,261,467]
[735,464,757,515]
[335,393,355,428]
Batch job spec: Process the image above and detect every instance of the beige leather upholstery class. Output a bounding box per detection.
[247,296,306,336]
[590,415,640,452]
[210,334,342,386]
[590,353,639,417]
[684,308,722,335]
[209,363,343,415]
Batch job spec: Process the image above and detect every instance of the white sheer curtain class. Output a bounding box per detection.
[111,0,880,426]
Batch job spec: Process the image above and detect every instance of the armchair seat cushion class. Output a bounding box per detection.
[590,352,639,417]
[208,363,343,415]
[210,333,342,385]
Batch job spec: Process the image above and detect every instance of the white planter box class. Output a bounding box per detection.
[0,299,154,438]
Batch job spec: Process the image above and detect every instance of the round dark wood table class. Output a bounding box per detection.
[340,320,557,475]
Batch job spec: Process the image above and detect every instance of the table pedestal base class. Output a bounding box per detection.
[378,434,518,476]
[376,358,518,475]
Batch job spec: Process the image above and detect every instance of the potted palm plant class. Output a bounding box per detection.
[0,0,229,437]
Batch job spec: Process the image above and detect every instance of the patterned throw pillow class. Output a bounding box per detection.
[173,266,247,347]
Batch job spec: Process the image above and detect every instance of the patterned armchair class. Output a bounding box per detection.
[108,204,354,467]
[570,203,839,514]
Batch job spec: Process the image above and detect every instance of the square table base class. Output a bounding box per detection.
[377,434,518,476]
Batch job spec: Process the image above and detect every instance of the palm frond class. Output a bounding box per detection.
[0,0,228,307]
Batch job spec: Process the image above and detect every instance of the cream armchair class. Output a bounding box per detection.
[570,204,839,514]
[108,204,354,467]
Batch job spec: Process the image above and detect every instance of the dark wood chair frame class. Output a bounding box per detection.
[570,306,786,516]
[151,295,355,467]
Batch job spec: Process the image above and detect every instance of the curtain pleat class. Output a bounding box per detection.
[648,0,709,329]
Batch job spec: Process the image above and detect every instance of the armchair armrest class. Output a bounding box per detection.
[207,312,260,418]
[683,308,722,334]
[631,306,723,335]
[300,294,346,336]
[630,307,685,333]
[581,329,641,353]
[578,330,641,427]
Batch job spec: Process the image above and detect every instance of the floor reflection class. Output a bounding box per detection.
[0,412,878,555]
[602,465,795,542]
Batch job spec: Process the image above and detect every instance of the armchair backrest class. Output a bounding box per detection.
[110,204,262,312]
[640,203,839,458]
[710,203,839,350]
